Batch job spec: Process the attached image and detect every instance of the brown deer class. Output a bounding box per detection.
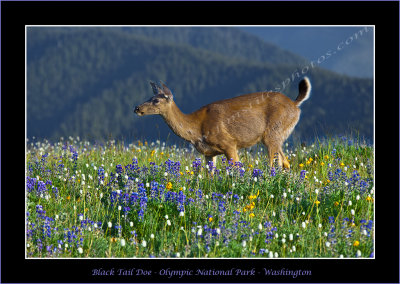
[134,78,311,169]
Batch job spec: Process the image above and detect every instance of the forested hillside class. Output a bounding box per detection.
[27,27,373,144]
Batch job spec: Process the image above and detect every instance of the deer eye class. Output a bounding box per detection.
[153,99,160,104]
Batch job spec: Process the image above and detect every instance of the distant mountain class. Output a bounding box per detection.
[27,27,373,145]
[240,26,374,78]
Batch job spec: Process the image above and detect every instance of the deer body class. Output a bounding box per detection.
[134,78,311,169]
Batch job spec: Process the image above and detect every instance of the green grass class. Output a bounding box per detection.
[26,136,374,258]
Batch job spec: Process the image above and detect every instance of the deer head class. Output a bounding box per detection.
[134,81,174,116]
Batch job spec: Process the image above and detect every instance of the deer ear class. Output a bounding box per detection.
[161,82,174,101]
[149,81,163,95]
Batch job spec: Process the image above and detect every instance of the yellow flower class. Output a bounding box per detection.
[334,201,339,206]
[353,240,360,247]
[190,171,194,175]
[137,149,141,153]
[249,213,255,218]
[299,163,304,168]
[366,196,373,202]
[320,162,325,166]
[166,182,173,190]
[340,162,345,167]
[324,155,329,160]
[249,164,253,168]
[249,195,257,200]
[208,217,213,222]
[151,150,155,156]
[243,208,247,213]
[180,172,184,176]
[66,195,71,201]
[315,200,320,205]
[160,152,164,155]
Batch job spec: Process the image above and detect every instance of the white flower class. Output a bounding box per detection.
[325,241,331,248]
[120,239,126,247]
[270,194,274,199]
[292,245,296,252]
[242,240,247,247]
[150,234,155,239]
[108,222,112,228]
[165,215,169,219]
[283,192,287,198]
[275,233,279,239]
[216,228,221,235]
[179,211,185,217]
[167,220,171,226]
[274,252,279,258]
[356,250,362,257]
[116,190,121,194]
[55,215,59,220]
[268,251,274,258]
[79,215,83,221]
[142,240,147,247]
[118,206,122,211]
[318,223,322,228]
[258,223,263,230]
[289,234,293,241]
[146,183,150,188]
[176,253,180,258]
[351,209,355,215]
[164,172,168,177]
[281,238,286,244]
[302,222,306,229]
[78,247,83,254]
[254,177,258,182]
[348,201,352,206]
[315,189,319,194]
[197,228,203,236]
[198,174,202,179]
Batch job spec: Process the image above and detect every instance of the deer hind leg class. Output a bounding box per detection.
[205,155,217,175]
[279,148,290,170]
[262,137,286,169]
[223,147,239,166]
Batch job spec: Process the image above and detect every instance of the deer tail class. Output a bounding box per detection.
[295,77,311,107]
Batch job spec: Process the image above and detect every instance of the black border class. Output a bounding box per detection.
[1,1,399,283]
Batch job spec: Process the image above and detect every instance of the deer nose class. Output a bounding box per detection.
[134,106,140,113]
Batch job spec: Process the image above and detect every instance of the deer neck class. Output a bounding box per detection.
[160,102,202,143]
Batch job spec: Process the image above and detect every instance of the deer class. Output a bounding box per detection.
[134,77,311,170]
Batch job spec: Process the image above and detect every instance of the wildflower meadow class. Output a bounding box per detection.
[26,136,374,258]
